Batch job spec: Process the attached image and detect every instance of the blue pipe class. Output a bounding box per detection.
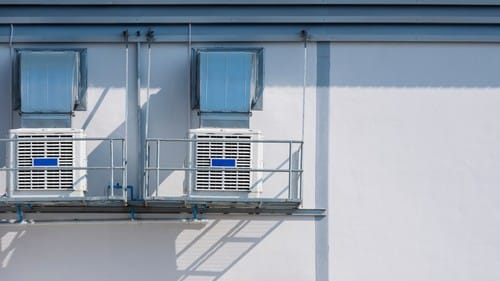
[192,204,199,220]
[130,206,135,221]
[16,204,24,223]
[126,185,134,201]
[107,183,135,201]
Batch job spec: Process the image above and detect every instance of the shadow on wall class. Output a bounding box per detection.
[86,122,127,197]
[175,218,284,280]
[83,85,187,197]
[143,84,189,197]
[0,223,188,281]
[331,43,500,88]
[0,217,291,281]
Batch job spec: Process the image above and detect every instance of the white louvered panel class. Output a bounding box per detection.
[195,134,252,191]
[17,134,74,190]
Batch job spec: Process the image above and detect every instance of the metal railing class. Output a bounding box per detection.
[0,137,127,203]
[144,138,304,203]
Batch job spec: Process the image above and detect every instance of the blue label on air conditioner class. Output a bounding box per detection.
[211,158,237,167]
[33,158,59,167]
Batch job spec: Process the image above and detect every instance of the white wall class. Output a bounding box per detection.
[0,216,315,281]
[331,43,500,281]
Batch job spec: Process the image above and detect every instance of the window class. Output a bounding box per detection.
[15,49,87,127]
[191,48,263,128]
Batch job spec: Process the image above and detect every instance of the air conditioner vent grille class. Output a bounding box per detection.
[195,134,252,191]
[17,134,75,190]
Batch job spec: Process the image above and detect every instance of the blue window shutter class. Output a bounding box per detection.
[20,51,78,113]
[199,52,253,113]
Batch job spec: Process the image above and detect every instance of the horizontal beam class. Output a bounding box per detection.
[0,0,500,6]
[0,205,326,216]
[1,24,500,43]
[0,6,500,24]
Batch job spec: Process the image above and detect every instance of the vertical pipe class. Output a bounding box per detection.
[129,206,135,221]
[186,23,193,198]
[300,31,308,203]
[110,139,114,198]
[192,204,199,220]
[301,30,308,142]
[288,140,293,200]
[8,26,14,197]
[16,204,23,223]
[8,24,14,130]
[187,23,192,130]
[143,37,153,200]
[144,39,152,143]
[123,30,129,202]
[136,39,143,199]
[156,139,160,197]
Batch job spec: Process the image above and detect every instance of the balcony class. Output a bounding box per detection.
[0,135,311,218]
[143,137,303,210]
[0,136,127,206]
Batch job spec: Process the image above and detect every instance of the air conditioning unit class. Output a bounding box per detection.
[189,128,263,195]
[8,128,87,198]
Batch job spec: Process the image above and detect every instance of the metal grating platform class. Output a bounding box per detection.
[0,197,323,216]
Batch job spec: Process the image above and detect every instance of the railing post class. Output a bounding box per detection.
[187,138,194,197]
[122,139,127,202]
[144,140,148,199]
[110,139,114,198]
[299,142,304,202]
[156,139,160,197]
[288,140,293,200]
[8,139,15,197]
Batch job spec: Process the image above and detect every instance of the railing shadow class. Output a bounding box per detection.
[176,218,284,281]
[0,216,307,281]
[0,223,193,280]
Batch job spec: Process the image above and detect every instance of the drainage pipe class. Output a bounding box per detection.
[300,30,308,142]
[144,28,154,143]
[8,24,14,130]
[143,28,154,200]
[187,23,192,129]
[300,30,308,207]
[136,32,143,199]
[123,30,130,201]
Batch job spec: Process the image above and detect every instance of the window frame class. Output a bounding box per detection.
[190,47,264,112]
[13,48,88,112]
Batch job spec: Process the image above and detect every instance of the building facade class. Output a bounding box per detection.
[1,1,500,281]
